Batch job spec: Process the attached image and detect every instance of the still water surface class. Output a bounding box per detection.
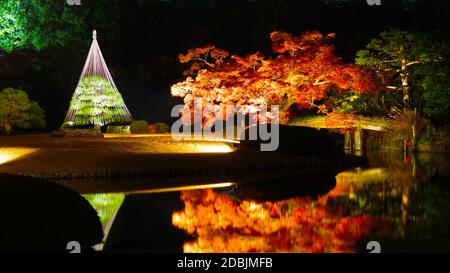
[83,150,450,252]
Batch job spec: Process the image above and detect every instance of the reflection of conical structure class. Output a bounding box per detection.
[62,30,133,128]
[82,193,125,251]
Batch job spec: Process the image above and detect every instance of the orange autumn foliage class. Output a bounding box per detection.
[172,188,380,253]
[171,31,380,125]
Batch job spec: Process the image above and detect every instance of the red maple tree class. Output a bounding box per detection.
[171,31,380,125]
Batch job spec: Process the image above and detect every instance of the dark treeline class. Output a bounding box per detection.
[1,0,449,129]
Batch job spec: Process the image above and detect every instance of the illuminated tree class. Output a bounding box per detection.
[0,88,46,134]
[63,76,133,127]
[62,31,133,128]
[0,0,85,52]
[0,1,27,52]
[355,30,445,106]
[171,31,379,125]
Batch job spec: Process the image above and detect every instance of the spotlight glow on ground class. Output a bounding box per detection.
[0,147,38,165]
[189,143,235,153]
[103,134,237,154]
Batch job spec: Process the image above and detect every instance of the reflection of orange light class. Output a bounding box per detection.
[0,148,38,165]
[128,182,235,194]
[172,188,380,253]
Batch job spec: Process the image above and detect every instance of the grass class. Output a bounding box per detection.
[0,134,364,191]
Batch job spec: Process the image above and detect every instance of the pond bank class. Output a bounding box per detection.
[365,131,450,153]
[0,134,364,184]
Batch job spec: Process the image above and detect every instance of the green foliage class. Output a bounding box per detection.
[0,0,86,52]
[0,1,27,52]
[64,76,132,127]
[419,64,450,120]
[331,92,375,115]
[356,30,425,69]
[153,122,170,133]
[106,125,131,134]
[130,120,149,134]
[0,87,46,134]
[355,30,450,118]
[82,193,125,225]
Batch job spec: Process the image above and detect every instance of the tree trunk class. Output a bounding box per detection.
[400,58,410,105]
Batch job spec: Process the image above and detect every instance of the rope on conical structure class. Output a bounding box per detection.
[62,30,133,128]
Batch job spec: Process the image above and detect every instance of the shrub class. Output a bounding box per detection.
[153,122,170,133]
[106,125,130,134]
[147,124,159,134]
[0,87,46,134]
[130,120,148,134]
[388,108,434,140]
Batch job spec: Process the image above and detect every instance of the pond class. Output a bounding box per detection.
[82,150,450,253]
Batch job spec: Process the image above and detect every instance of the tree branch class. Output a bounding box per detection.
[405,60,421,67]
[386,86,399,90]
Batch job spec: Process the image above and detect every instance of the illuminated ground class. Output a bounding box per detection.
[0,134,363,189]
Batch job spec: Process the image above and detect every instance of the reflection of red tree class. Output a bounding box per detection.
[172,189,379,253]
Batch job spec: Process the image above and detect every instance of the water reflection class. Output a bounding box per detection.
[83,194,125,225]
[82,193,125,249]
[172,151,450,253]
[172,188,381,252]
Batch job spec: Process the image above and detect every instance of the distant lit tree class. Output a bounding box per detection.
[0,88,46,134]
[0,0,85,52]
[356,30,444,106]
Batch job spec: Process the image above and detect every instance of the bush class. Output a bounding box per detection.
[130,120,149,134]
[0,87,46,134]
[153,122,170,133]
[147,124,159,134]
[106,125,130,134]
[388,108,435,140]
